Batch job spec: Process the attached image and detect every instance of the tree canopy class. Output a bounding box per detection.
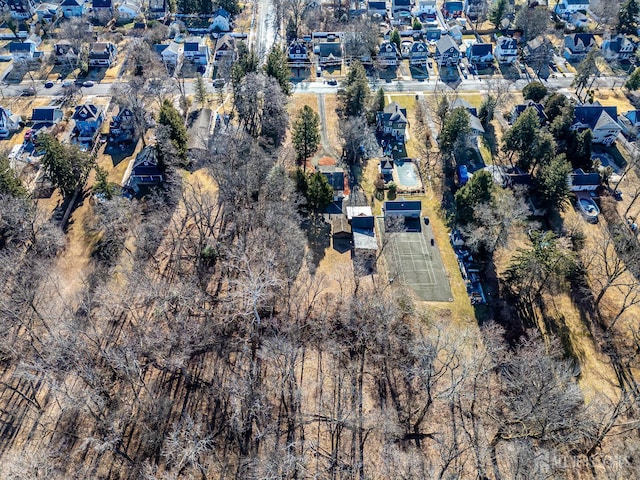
[534,154,573,212]
[305,171,333,211]
[264,46,292,95]
[0,154,26,198]
[158,99,188,162]
[523,81,548,102]
[439,107,471,157]
[340,61,370,117]
[618,0,639,35]
[292,105,320,166]
[488,0,508,28]
[39,134,94,200]
[455,169,493,223]
[503,107,556,173]
[626,67,640,90]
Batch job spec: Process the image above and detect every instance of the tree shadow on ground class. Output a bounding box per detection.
[301,214,330,272]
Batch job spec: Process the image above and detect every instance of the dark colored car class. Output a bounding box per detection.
[197,65,206,74]
[21,87,36,96]
[44,81,54,88]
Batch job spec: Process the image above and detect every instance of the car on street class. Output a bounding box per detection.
[21,87,36,96]
[197,65,206,74]
[44,81,54,88]
[327,79,338,85]
[83,81,94,87]
[62,80,73,87]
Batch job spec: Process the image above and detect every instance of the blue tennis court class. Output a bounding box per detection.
[394,159,422,189]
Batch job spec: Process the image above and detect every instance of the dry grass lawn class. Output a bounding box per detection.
[594,89,635,112]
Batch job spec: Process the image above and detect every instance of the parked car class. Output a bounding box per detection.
[327,79,338,86]
[21,87,36,96]
[62,80,73,87]
[197,65,206,74]
[44,81,54,88]
[82,81,94,87]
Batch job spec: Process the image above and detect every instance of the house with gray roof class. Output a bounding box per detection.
[378,41,400,67]
[183,37,209,64]
[154,41,184,68]
[555,0,589,15]
[8,40,36,61]
[125,146,164,192]
[31,107,63,128]
[495,36,518,63]
[572,103,621,146]
[602,34,635,62]
[60,0,86,17]
[377,102,408,141]
[410,40,428,66]
[318,165,346,201]
[0,107,22,138]
[72,104,104,143]
[318,41,343,66]
[511,101,548,125]
[367,0,387,17]
[564,33,596,62]
[466,43,493,66]
[568,168,600,192]
[452,98,484,136]
[435,34,460,65]
[210,8,231,32]
[89,42,117,67]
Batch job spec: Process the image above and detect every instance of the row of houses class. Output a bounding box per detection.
[3,0,169,21]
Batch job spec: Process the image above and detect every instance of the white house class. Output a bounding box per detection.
[183,37,209,64]
[0,107,22,138]
[377,41,400,67]
[572,103,622,146]
[602,34,636,62]
[209,8,231,32]
[494,36,518,63]
[60,0,86,18]
[154,42,184,68]
[555,0,589,15]
[410,40,429,66]
[413,0,437,18]
[8,41,37,61]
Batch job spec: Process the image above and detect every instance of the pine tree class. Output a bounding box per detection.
[488,0,508,28]
[340,61,370,117]
[390,29,401,50]
[305,171,333,211]
[618,0,639,35]
[194,74,209,104]
[292,105,321,168]
[158,99,189,162]
[264,45,292,95]
[39,134,94,199]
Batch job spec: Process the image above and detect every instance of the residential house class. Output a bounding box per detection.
[89,42,117,67]
[35,3,61,23]
[72,103,104,143]
[435,34,460,66]
[452,98,484,136]
[331,216,351,241]
[391,0,412,20]
[154,41,184,68]
[125,145,164,192]
[383,200,422,218]
[601,34,635,62]
[0,107,22,138]
[318,42,343,66]
[351,215,378,258]
[466,43,493,66]
[60,0,86,17]
[424,21,443,42]
[442,0,463,18]
[413,0,437,19]
[183,37,209,64]
[117,0,142,19]
[377,41,400,67]
[464,0,483,20]
[91,0,113,16]
[31,107,63,128]
[367,0,387,18]
[210,8,231,32]
[318,165,346,201]
[8,41,36,61]
[148,0,167,18]
[511,101,548,125]
[109,107,135,144]
[380,158,394,179]
[377,102,408,141]
[568,168,600,192]
[214,34,236,64]
[288,41,309,66]
[618,110,640,138]
[572,103,621,146]
[6,0,35,19]
[554,0,589,15]
[523,36,554,68]
[563,33,596,62]
[494,36,518,63]
[448,24,463,43]
[54,41,79,65]
[410,40,429,66]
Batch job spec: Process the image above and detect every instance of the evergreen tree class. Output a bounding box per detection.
[39,134,94,199]
[455,169,493,223]
[158,99,189,162]
[264,46,292,95]
[503,107,556,173]
[412,17,422,31]
[534,154,573,211]
[439,107,471,156]
[194,74,209,104]
[390,29,401,50]
[292,105,321,167]
[618,0,639,35]
[523,81,548,102]
[340,61,370,117]
[231,43,259,88]
[0,154,26,197]
[488,0,508,28]
[92,166,120,200]
[626,66,640,90]
[305,171,333,211]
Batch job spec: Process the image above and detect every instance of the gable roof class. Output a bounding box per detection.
[289,42,306,55]
[32,107,62,122]
[624,110,640,124]
[61,0,83,6]
[212,7,230,18]
[436,35,459,54]
[215,34,235,52]
[379,41,399,55]
[411,41,428,53]
[92,0,112,8]
[319,42,342,58]
[496,36,517,50]
[574,104,618,129]
[318,165,345,191]
[565,33,595,50]
[469,43,492,57]
[594,110,620,131]
[73,104,102,122]
[513,101,548,124]
[131,146,161,176]
[9,41,35,53]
